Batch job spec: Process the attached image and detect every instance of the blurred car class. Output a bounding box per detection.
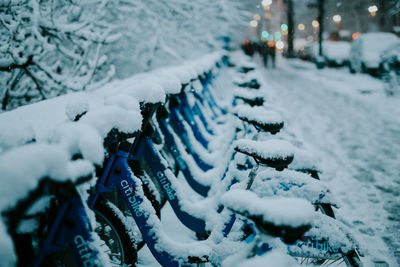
[296,42,315,62]
[348,32,399,75]
[294,39,311,60]
[378,43,400,95]
[323,41,351,67]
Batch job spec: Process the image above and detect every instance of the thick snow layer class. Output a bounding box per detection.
[234,139,294,160]
[79,106,142,138]
[253,169,340,207]
[120,79,166,104]
[221,189,314,228]
[234,105,283,125]
[0,92,100,152]
[323,41,351,63]
[52,122,105,164]
[151,70,182,95]
[104,93,141,111]
[0,143,92,211]
[168,65,195,85]
[0,52,222,153]
[65,98,90,121]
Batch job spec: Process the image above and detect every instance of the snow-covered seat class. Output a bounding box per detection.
[234,89,264,107]
[234,106,284,134]
[235,78,260,89]
[238,66,255,74]
[221,190,313,244]
[233,139,294,171]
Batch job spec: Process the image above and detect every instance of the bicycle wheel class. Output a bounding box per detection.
[295,250,362,267]
[93,196,137,266]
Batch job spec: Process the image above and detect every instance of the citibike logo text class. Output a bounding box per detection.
[74,235,97,267]
[296,237,340,254]
[156,171,176,200]
[121,180,143,217]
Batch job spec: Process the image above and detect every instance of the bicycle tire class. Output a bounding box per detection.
[93,196,138,266]
[295,250,362,267]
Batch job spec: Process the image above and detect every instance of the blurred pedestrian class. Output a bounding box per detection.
[259,41,269,67]
[242,39,257,57]
[241,39,252,56]
[268,41,276,68]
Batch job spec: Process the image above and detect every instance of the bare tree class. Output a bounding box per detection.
[95,0,248,77]
[0,0,247,110]
[0,0,119,110]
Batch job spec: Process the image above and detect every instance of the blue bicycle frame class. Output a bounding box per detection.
[169,107,213,172]
[32,196,100,267]
[157,118,211,197]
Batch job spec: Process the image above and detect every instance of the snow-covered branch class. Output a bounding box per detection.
[0,0,118,110]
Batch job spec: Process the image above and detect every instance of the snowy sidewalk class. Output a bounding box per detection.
[261,58,400,266]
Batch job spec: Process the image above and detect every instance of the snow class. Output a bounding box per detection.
[351,32,400,69]
[52,122,105,164]
[120,79,166,104]
[2,48,397,266]
[0,92,97,152]
[234,139,294,161]
[0,142,96,265]
[323,41,351,64]
[0,143,94,210]
[79,106,142,138]
[65,98,90,121]
[234,105,283,126]
[128,173,213,263]
[151,70,182,95]
[253,169,340,208]
[221,189,314,228]
[233,88,265,101]
[104,93,141,112]
[259,56,400,265]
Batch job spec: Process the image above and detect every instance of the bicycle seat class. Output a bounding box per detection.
[234,139,294,171]
[234,90,264,107]
[234,106,284,134]
[221,190,313,244]
[187,255,209,264]
[236,78,261,89]
[238,66,255,73]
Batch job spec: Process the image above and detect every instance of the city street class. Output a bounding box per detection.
[262,58,400,266]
